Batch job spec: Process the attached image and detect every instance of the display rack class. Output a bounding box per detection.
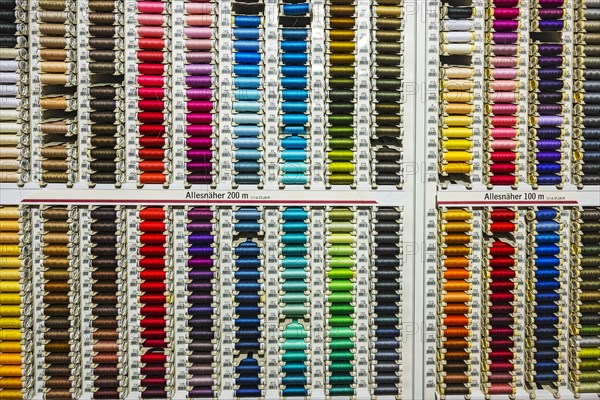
[1,0,600,397]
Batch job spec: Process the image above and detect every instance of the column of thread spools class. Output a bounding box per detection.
[370,2,403,188]
[483,0,521,187]
[40,206,81,399]
[528,0,567,187]
[369,207,402,396]
[573,1,600,186]
[136,1,171,186]
[184,0,218,186]
[482,207,518,396]
[87,0,125,185]
[325,2,357,187]
[37,0,78,185]
[278,207,311,396]
[0,0,28,184]
[569,207,600,395]
[232,207,265,397]
[231,0,265,187]
[137,206,173,398]
[437,207,474,397]
[439,0,476,186]
[525,207,565,395]
[0,205,33,399]
[185,206,218,397]
[325,207,357,396]
[278,1,311,187]
[88,206,128,399]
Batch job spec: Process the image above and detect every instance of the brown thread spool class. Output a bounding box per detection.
[376,18,402,30]
[89,37,117,49]
[41,146,68,159]
[89,50,116,62]
[41,123,70,135]
[44,331,70,341]
[39,23,67,36]
[40,11,67,23]
[43,221,70,232]
[94,366,119,376]
[89,2,118,12]
[43,282,71,293]
[44,294,70,304]
[329,5,356,15]
[93,293,118,303]
[90,86,118,99]
[44,352,70,364]
[40,74,69,86]
[41,97,69,110]
[42,232,70,244]
[92,305,118,317]
[329,17,355,28]
[329,30,354,41]
[41,160,69,171]
[39,36,68,49]
[92,331,119,341]
[89,99,117,110]
[93,341,120,353]
[42,245,70,257]
[0,173,18,183]
[92,283,119,295]
[40,49,68,60]
[375,5,402,17]
[42,208,69,220]
[40,61,67,73]
[90,149,116,159]
[43,306,71,318]
[90,136,118,147]
[39,0,68,11]
[42,259,70,269]
[89,26,117,38]
[92,318,118,329]
[90,161,117,171]
[92,269,119,281]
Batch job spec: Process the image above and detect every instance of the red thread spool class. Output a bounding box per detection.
[144,339,168,348]
[138,87,166,99]
[490,209,516,221]
[140,281,166,293]
[140,161,167,172]
[141,305,167,316]
[140,270,167,281]
[142,329,167,340]
[140,294,168,304]
[139,137,166,148]
[490,221,516,232]
[141,317,167,328]
[138,99,166,110]
[140,233,167,244]
[141,353,167,364]
[137,51,165,63]
[140,208,165,220]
